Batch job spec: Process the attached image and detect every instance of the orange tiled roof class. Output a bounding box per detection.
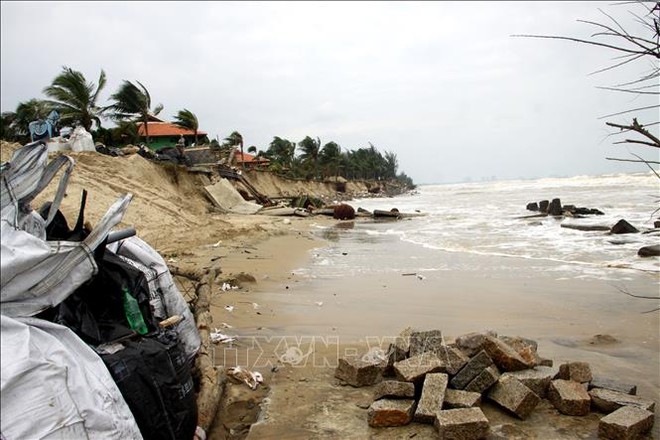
[235,152,270,164]
[137,121,208,137]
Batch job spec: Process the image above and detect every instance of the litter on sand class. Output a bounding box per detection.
[221,283,238,291]
[227,366,263,390]
[224,305,234,312]
[210,329,236,344]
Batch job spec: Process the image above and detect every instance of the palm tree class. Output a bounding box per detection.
[107,80,163,145]
[173,108,199,145]
[43,66,106,132]
[224,131,244,168]
[266,136,295,167]
[298,136,322,179]
[247,146,257,154]
[10,99,52,142]
[319,141,341,177]
[1,111,17,141]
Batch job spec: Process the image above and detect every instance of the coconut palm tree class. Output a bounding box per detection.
[298,136,322,179]
[43,66,106,132]
[266,136,296,168]
[1,111,17,141]
[319,141,341,177]
[173,108,199,145]
[107,80,163,145]
[224,131,244,167]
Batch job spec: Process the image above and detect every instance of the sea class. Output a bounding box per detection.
[299,172,660,281]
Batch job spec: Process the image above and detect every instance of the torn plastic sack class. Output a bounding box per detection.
[1,141,133,317]
[0,315,143,439]
[107,236,201,361]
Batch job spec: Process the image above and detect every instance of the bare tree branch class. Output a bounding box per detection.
[598,104,660,119]
[606,119,660,146]
[511,34,656,57]
[605,157,660,164]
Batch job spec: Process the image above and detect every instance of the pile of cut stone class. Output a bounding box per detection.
[334,329,656,439]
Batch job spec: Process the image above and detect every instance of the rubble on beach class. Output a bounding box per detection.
[335,328,656,439]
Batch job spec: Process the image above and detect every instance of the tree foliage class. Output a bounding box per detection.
[174,108,200,144]
[43,66,106,132]
[106,80,163,145]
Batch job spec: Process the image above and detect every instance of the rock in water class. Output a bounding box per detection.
[333,204,355,220]
[638,245,660,257]
[610,219,638,234]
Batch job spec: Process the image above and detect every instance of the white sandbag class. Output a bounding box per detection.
[108,236,201,361]
[69,126,95,152]
[1,142,133,317]
[46,137,73,153]
[0,315,143,439]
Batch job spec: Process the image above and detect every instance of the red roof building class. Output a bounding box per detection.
[136,116,208,149]
[234,151,270,169]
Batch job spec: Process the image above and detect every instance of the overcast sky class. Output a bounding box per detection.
[1,1,657,184]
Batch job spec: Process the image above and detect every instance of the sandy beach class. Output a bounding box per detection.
[3,142,657,439]
[201,221,659,439]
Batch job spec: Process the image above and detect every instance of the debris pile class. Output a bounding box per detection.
[335,328,656,439]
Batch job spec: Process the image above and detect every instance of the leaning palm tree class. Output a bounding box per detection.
[173,108,199,145]
[43,66,106,132]
[224,131,244,168]
[106,80,163,145]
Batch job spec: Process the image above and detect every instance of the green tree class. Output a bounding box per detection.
[173,108,200,145]
[319,141,342,177]
[1,111,17,141]
[247,145,257,154]
[106,80,163,145]
[383,151,399,179]
[266,136,296,167]
[43,66,106,132]
[298,136,322,178]
[10,99,52,143]
[224,131,244,167]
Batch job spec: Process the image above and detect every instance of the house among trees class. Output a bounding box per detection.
[234,151,270,170]
[137,115,208,150]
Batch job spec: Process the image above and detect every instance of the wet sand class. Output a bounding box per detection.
[206,220,659,439]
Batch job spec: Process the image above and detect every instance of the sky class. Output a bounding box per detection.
[1,1,658,184]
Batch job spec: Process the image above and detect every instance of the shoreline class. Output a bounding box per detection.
[195,216,659,439]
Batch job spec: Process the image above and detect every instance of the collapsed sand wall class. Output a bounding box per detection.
[240,169,388,202]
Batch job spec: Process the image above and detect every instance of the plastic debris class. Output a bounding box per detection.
[227,366,263,390]
[315,301,324,307]
[220,322,233,329]
[224,305,234,312]
[278,346,313,365]
[361,347,388,363]
[221,282,238,292]
[210,329,236,344]
[252,302,260,309]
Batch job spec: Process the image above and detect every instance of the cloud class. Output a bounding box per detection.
[1,1,656,183]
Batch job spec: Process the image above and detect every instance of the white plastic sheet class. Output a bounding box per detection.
[0,315,143,439]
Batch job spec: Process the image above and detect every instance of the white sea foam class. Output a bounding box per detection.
[312,172,660,280]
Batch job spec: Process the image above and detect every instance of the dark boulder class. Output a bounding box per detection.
[638,245,660,257]
[610,219,638,234]
[333,204,356,220]
[539,200,549,213]
[654,220,660,228]
[548,198,562,216]
[526,202,539,211]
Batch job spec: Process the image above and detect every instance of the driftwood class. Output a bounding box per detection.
[561,224,611,232]
[193,268,226,432]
